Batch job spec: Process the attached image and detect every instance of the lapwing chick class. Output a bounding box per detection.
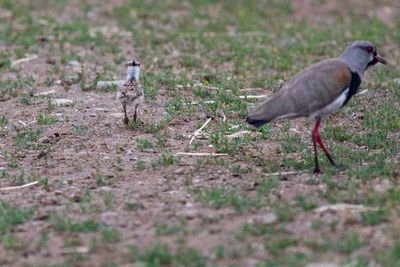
[246,40,387,173]
[117,60,144,125]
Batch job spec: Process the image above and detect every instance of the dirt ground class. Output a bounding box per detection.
[0,0,400,266]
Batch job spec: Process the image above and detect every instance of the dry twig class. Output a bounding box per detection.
[264,171,301,177]
[314,203,379,213]
[0,181,39,191]
[11,54,38,67]
[189,117,212,145]
[174,152,228,157]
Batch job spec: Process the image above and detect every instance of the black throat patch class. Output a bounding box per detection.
[342,70,362,107]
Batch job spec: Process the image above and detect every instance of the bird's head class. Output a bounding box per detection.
[126,59,141,81]
[341,41,387,75]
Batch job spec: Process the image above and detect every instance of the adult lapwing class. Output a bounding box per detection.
[246,41,387,173]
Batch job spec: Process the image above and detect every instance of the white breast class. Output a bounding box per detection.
[309,88,349,120]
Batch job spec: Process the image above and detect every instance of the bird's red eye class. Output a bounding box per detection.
[364,47,374,53]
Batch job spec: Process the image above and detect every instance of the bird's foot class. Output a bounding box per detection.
[135,120,144,127]
[123,117,129,125]
[313,166,321,175]
[328,158,337,167]
[334,163,346,172]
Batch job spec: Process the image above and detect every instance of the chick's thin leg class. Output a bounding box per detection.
[123,103,129,124]
[133,104,139,122]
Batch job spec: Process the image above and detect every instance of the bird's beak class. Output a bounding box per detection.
[374,53,387,65]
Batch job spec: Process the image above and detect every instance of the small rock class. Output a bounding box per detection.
[68,60,81,67]
[127,149,138,161]
[70,192,82,202]
[393,78,400,85]
[54,190,63,196]
[175,168,185,175]
[248,213,277,225]
[109,112,124,118]
[178,207,197,220]
[89,112,97,117]
[54,99,73,106]
[99,186,112,193]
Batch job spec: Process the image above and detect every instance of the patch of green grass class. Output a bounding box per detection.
[255,176,280,196]
[361,209,388,225]
[376,241,400,267]
[49,213,101,233]
[212,245,225,260]
[101,228,120,244]
[129,119,168,134]
[3,168,41,186]
[259,252,309,267]
[36,112,58,125]
[2,149,18,168]
[36,230,49,250]
[0,76,34,98]
[151,151,176,168]
[165,96,196,117]
[265,237,299,256]
[14,127,43,149]
[307,232,365,254]
[0,202,34,237]
[242,223,277,237]
[294,194,317,211]
[18,92,32,105]
[194,186,260,212]
[136,138,153,151]
[136,160,146,171]
[155,221,187,236]
[104,192,113,208]
[209,131,242,154]
[0,114,7,136]
[0,52,11,69]
[273,201,294,222]
[129,242,207,267]
[73,124,91,135]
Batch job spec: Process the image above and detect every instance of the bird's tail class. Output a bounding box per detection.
[246,96,279,128]
[246,116,269,128]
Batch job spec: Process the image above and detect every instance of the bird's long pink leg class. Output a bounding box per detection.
[312,119,321,173]
[313,118,337,170]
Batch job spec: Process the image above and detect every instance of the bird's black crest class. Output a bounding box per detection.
[128,60,141,67]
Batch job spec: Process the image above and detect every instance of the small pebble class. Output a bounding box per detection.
[54,99,73,106]
[99,186,112,193]
[175,168,185,175]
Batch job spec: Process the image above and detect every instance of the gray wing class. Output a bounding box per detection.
[247,59,353,127]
